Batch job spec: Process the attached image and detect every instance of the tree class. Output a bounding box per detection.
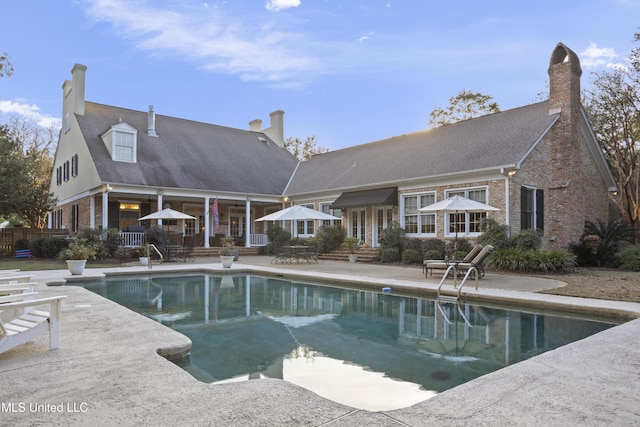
[0,52,13,78]
[584,31,640,239]
[0,118,58,228]
[428,90,500,127]
[284,135,329,160]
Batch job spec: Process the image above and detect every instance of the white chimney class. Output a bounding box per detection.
[71,64,87,116]
[147,105,158,137]
[248,119,262,132]
[265,110,285,147]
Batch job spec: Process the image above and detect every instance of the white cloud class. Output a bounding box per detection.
[580,43,620,69]
[265,0,301,12]
[0,100,61,129]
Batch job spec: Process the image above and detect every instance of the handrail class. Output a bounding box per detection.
[146,244,163,270]
[436,264,456,298]
[457,267,480,298]
[435,300,453,325]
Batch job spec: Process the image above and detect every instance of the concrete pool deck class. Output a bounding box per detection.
[1,256,639,426]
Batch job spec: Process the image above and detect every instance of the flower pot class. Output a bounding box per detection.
[139,256,149,266]
[220,255,235,268]
[348,254,358,263]
[66,260,87,275]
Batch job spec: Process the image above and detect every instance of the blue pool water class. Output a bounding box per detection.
[74,273,616,411]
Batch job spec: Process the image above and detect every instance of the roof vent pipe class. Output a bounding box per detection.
[147,105,158,137]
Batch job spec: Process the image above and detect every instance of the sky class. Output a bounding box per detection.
[1,0,638,151]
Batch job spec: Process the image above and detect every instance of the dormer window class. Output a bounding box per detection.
[101,122,138,163]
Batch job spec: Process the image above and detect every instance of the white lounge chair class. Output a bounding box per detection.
[0,295,66,353]
[0,283,36,293]
[0,275,35,284]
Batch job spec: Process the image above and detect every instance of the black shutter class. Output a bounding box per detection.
[520,186,528,230]
[536,189,544,230]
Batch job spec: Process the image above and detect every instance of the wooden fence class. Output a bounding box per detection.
[0,228,69,257]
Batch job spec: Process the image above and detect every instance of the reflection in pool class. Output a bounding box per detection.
[75,274,616,411]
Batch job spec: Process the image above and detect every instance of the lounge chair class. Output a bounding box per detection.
[426,245,494,279]
[424,244,483,277]
[0,275,35,284]
[0,294,66,353]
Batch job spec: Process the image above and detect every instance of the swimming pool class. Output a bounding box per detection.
[73,273,617,411]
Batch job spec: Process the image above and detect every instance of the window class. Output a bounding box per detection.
[71,204,79,232]
[71,154,78,177]
[521,186,544,230]
[56,166,62,186]
[444,187,488,237]
[402,192,436,236]
[320,203,342,228]
[64,113,71,133]
[101,122,138,163]
[297,204,315,236]
[114,132,135,162]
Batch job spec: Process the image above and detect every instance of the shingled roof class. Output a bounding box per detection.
[285,101,559,195]
[77,102,299,195]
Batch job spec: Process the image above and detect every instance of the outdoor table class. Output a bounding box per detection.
[273,245,310,264]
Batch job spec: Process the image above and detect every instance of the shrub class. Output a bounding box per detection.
[477,218,509,249]
[487,248,576,273]
[266,224,292,253]
[577,218,635,267]
[379,222,406,255]
[316,225,344,253]
[402,249,422,264]
[421,239,445,258]
[15,239,30,251]
[58,239,99,261]
[145,226,167,251]
[617,245,640,271]
[30,237,69,258]
[379,248,400,263]
[423,249,442,260]
[404,238,423,255]
[511,228,543,250]
[446,238,472,256]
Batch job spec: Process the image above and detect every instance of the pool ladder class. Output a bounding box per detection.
[435,264,478,327]
[145,244,164,270]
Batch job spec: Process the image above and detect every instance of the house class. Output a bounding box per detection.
[49,43,616,250]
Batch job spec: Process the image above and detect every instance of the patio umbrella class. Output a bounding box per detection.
[139,208,195,233]
[255,205,341,222]
[139,208,196,221]
[418,195,500,252]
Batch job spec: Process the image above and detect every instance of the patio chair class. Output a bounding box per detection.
[0,275,35,284]
[177,240,195,263]
[0,294,66,353]
[424,244,483,276]
[426,245,494,279]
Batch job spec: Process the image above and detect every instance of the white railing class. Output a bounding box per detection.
[250,233,268,246]
[117,232,145,247]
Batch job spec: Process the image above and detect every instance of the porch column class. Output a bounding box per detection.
[101,189,109,230]
[157,191,163,228]
[245,198,251,248]
[204,196,210,248]
[89,195,95,229]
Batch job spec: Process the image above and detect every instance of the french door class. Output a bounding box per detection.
[350,209,366,242]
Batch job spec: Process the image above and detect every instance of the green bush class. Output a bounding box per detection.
[402,249,422,264]
[379,222,406,255]
[477,218,509,249]
[404,238,423,255]
[617,245,640,271]
[571,218,635,267]
[379,248,400,263]
[487,248,576,273]
[15,239,30,251]
[511,228,543,250]
[316,225,344,253]
[30,237,69,258]
[446,238,472,256]
[421,239,445,257]
[423,249,442,260]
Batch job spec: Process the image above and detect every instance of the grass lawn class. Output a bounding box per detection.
[0,258,129,271]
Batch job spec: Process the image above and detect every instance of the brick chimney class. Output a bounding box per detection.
[546,43,584,248]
